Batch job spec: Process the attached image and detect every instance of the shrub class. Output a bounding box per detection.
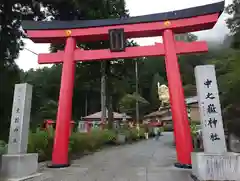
[85,130,105,151]
[139,128,145,139]
[69,130,117,155]
[125,127,144,142]
[0,140,7,155]
[190,122,198,137]
[129,128,139,141]
[69,132,91,154]
[100,129,116,145]
[28,130,52,161]
[27,127,144,162]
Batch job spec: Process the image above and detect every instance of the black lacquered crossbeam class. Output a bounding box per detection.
[22,1,224,30]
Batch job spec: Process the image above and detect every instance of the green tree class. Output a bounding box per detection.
[18,0,134,128]
[0,0,50,140]
[175,33,198,42]
[209,49,240,136]
[211,50,240,118]
[0,2,30,140]
[225,0,240,49]
[38,100,58,120]
[118,92,149,116]
[47,0,130,128]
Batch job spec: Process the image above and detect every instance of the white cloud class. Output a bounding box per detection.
[16,0,232,71]
[127,0,232,45]
[16,39,50,71]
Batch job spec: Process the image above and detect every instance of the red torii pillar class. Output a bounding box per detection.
[51,37,76,167]
[163,30,192,168]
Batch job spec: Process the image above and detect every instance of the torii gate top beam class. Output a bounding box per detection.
[22,1,224,43]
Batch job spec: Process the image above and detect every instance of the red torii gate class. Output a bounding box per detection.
[22,1,224,168]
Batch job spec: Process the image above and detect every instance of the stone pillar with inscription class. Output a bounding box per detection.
[191,65,240,181]
[0,84,39,180]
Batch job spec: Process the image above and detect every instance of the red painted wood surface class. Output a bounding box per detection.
[163,29,193,165]
[26,14,219,43]
[38,41,208,64]
[51,37,76,166]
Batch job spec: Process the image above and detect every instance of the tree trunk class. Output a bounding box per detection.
[106,61,114,129]
[101,61,107,122]
[135,60,139,124]
[107,94,114,129]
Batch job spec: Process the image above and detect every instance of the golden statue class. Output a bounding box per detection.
[157,82,170,109]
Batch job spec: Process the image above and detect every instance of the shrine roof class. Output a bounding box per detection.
[22,1,224,30]
[185,96,198,105]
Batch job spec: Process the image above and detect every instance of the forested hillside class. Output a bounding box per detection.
[0,0,239,140]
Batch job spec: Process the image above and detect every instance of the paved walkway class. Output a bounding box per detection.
[39,132,192,181]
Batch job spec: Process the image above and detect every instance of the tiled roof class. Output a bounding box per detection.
[144,96,198,118]
[83,110,131,119]
[185,96,198,105]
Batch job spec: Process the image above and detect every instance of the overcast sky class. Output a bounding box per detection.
[16,0,232,71]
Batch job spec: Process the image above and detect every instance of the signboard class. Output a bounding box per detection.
[7,83,32,154]
[109,28,125,52]
[194,65,226,153]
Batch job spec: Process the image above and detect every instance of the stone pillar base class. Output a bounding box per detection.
[191,152,240,181]
[0,153,38,179]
